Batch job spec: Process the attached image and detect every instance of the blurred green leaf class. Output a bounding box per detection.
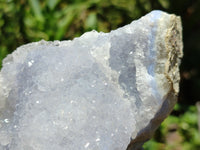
[0,46,8,68]
[143,140,164,150]
[47,0,61,10]
[28,0,44,21]
[85,12,97,30]
[56,12,76,40]
[158,0,169,9]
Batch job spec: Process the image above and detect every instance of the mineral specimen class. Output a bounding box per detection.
[0,10,182,150]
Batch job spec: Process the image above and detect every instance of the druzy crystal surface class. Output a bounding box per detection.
[0,10,182,150]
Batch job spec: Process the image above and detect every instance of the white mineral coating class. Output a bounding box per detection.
[0,10,182,150]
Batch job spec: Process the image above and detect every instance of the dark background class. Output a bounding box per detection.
[0,0,200,149]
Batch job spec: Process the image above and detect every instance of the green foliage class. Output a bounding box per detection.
[143,104,200,150]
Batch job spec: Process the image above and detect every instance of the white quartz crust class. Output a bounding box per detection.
[0,10,182,150]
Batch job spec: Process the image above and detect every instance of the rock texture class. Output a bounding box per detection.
[0,10,182,150]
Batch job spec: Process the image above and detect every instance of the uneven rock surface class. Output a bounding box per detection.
[0,10,182,150]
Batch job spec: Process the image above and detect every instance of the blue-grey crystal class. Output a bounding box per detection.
[0,10,183,150]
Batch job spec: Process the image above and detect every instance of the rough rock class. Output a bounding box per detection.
[0,10,183,150]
